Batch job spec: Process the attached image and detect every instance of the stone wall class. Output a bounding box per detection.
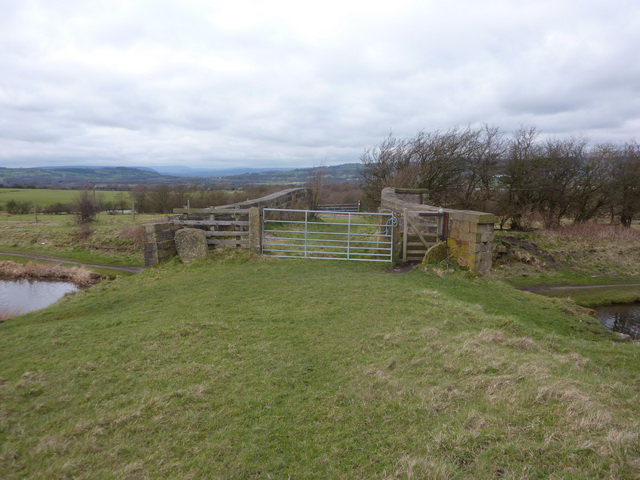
[173,187,311,213]
[144,222,178,267]
[144,188,311,266]
[380,188,498,275]
[217,187,311,210]
[446,212,498,275]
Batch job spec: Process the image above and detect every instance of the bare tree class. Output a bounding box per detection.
[535,136,588,228]
[360,127,497,209]
[130,184,149,213]
[610,141,640,227]
[171,184,192,210]
[498,126,542,229]
[360,134,414,206]
[459,124,505,210]
[570,143,613,223]
[360,126,640,229]
[148,184,173,214]
[307,162,327,210]
[411,127,474,205]
[73,189,97,225]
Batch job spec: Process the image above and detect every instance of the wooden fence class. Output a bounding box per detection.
[172,210,249,248]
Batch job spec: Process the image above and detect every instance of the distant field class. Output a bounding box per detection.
[0,188,127,208]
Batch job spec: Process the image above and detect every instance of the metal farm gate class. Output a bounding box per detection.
[262,208,396,262]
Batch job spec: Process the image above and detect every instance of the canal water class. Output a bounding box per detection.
[0,279,77,318]
[594,303,640,339]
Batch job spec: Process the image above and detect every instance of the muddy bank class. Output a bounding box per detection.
[0,260,101,288]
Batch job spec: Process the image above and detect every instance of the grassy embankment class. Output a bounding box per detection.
[492,223,640,306]
[1,252,639,479]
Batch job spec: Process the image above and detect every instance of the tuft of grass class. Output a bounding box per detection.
[1,255,639,478]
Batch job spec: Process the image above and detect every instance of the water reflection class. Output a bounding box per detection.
[595,304,640,339]
[0,279,77,317]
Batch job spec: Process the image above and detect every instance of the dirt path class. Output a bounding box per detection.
[0,251,144,273]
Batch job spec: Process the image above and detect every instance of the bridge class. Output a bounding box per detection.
[144,187,498,275]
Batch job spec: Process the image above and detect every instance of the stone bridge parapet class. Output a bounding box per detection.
[174,187,311,213]
[381,188,498,275]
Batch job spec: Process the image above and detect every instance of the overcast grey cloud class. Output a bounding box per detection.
[1,0,639,169]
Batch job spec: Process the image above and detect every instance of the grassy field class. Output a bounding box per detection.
[0,213,163,267]
[1,253,639,478]
[0,188,127,209]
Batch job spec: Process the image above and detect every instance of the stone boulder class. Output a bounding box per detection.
[174,228,208,262]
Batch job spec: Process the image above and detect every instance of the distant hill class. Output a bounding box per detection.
[0,166,181,187]
[0,163,362,187]
[149,166,292,177]
[216,163,362,186]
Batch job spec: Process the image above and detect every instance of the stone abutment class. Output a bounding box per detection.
[380,188,498,275]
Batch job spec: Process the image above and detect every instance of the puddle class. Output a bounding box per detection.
[594,303,640,339]
[0,279,77,318]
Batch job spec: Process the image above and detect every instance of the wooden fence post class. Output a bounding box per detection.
[249,207,262,253]
[402,208,408,263]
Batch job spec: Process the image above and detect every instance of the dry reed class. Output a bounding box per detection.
[0,260,100,287]
[543,222,640,241]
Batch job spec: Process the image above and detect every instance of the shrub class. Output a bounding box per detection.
[73,190,97,224]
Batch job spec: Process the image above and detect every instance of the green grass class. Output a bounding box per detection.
[1,253,639,478]
[0,213,162,267]
[0,188,126,209]
[536,285,640,307]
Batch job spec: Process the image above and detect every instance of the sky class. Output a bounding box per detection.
[1,0,639,170]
